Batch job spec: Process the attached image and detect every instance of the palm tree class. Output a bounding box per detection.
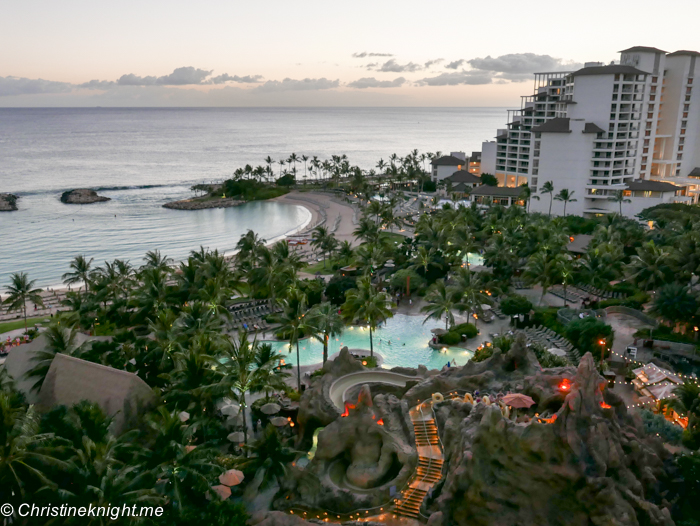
[142,249,172,273]
[554,189,577,216]
[307,301,344,363]
[213,335,278,443]
[523,250,566,305]
[608,189,632,215]
[342,276,393,358]
[519,184,539,213]
[3,272,44,333]
[541,181,554,217]
[558,257,575,308]
[26,321,79,391]
[0,397,69,506]
[452,266,491,322]
[311,226,331,267]
[62,255,94,295]
[276,290,310,392]
[421,279,460,330]
[649,283,698,330]
[627,240,673,291]
[238,425,297,491]
[336,240,355,266]
[301,154,309,184]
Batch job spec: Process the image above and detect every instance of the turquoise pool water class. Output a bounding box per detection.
[264,314,474,370]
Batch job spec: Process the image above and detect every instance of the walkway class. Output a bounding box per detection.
[395,401,444,519]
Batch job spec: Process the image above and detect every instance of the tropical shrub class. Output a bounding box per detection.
[639,409,682,444]
[324,275,356,305]
[499,294,533,317]
[564,317,614,360]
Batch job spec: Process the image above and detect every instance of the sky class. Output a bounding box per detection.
[1,0,699,107]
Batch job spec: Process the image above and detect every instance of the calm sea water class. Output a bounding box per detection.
[0,107,505,287]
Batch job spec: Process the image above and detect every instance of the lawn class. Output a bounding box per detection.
[0,317,47,335]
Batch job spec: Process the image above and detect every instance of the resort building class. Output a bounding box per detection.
[444,170,482,195]
[431,152,467,182]
[481,46,700,217]
[467,151,482,175]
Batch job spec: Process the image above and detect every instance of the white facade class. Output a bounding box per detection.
[480,141,496,175]
[487,46,700,218]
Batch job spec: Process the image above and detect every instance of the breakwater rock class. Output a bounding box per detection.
[60,189,111,204]
[162,197,244,210]
[0,193,19,211]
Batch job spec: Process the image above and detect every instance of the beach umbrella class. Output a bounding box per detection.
[270,416,288,427]
[547,347,567,357]
[178,411,190,422]
[501,393,535,409]
[481,304,492,311]
[219,469,245,487]
[260,402,281,415]
[431,328,448,335]
[227,431,246,443]
[221,403,240,417]
[211,484,232,500]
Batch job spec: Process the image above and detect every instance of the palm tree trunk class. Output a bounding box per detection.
[296,340,301,392]
[23,300,28,334]
[563,283,568,307]
[241,400,248,445]
[369,326,374,358]
[548,196,553,217]
[323,334,328,364]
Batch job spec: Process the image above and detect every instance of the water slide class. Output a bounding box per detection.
[328,370,420,411]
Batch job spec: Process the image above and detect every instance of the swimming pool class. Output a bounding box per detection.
[264,314,473,370]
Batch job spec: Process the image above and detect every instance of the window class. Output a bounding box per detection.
[677,154,683,160]
[648,104,655,111]
[610,104,617,111]
[684,104,690,111]
[687,87,693,94]
[684,112,688,118]
[641,165,647,170]
[645,130,651,136]
[644,139,650,146]
[682,120,687,127]
[652,76,658,83]
[643,147,649,153]
[681,129,686,135]
[615,74,620,81]
[679,137,685,145]
[647,113,654,119]
[650,95,656,101]
[689,78,694,84]
[679,145,684,151]
[613,84,619,92]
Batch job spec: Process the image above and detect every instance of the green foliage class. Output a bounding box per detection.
[422,180,436,192]
[472,345,494,362]
[438,322,478,345]
[635,325,699,346]
[531,307,567,335]
[325,275,357,305]
[480,173,498,186]
[673,452,700,524]
[564,316,614,360]
[276,173,296,187]
[297,278,325,307]
[389,268,426,294]
[499,294,533,317]
[222,178,288,201]
[563,215,600,235]
[639,409,682,444]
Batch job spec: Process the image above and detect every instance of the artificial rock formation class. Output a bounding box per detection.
[429,354,674,526]
[0,193,18,211]
[279,383,416,514]
[60,188,110,204]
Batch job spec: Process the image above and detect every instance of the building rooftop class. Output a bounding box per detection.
[626,180,679,192]
[570,65,648,77]
[689,167,700,178]
[470,185,523,197]
[633,363,682,386]
[431,155,464,166]
[532,118,571,133]
[619,46,668,54]
[583,123,606,134]
[666,50,700,58]
[566,234,593,254]
[469,151,482,162]
[445,170,482,184]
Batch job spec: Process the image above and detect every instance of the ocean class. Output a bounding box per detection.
[0,107,505,287]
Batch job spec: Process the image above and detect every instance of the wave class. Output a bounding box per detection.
[13,183,193,197]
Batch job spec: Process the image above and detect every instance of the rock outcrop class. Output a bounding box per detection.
[60,188,110,204]
[0,193,18,211]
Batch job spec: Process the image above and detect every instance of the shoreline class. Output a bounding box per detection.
[1,194,322,298]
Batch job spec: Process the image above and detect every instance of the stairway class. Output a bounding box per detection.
[394,404,444,519]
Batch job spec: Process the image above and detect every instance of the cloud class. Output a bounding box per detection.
[0,76,74,96]
[371,59,423,73]
[209,74,264,84]
[416,70,493,86]
[347,77,406,89]
[468,53,583,79]
[445,59,466,70]
[352,52,393,58]
[254,77,340,93]
[424,59,444,68]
